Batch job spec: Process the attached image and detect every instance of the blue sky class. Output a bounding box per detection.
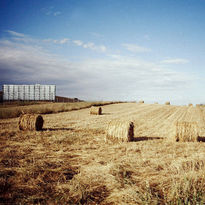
[0,0,205,104]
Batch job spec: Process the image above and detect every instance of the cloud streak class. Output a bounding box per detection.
[73,40,106,52]
[160,58,189,64]
[122,43,151,53]
[43,38,69,44]
[53,11,61,16]
[7,30,25,37]
[6,30,106,52]
[73,40,83,46]
[42,6,62,16]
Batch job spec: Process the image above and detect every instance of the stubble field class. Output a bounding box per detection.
[1,102,205,204]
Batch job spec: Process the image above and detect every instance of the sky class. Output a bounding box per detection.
[0,0,205,104]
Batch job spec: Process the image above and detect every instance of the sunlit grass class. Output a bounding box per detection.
[0,101,121,119]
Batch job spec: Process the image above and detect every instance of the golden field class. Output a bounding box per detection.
[1,102,205,204]
[0,101,119,119]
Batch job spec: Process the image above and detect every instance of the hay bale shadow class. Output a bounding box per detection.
[197,136,205,142]
[133,136,163,142]
[42,128,74,131]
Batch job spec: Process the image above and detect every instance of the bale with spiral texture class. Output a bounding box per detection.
[106,120,134,142]
[19,114,44,131]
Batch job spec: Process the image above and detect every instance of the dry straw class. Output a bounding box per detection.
[188,103,193,107]
[139,100,144,104]
[165,101,170,105]
[90,106,102,115]
[19,114,44,131]
[106,120,134,142]
[175,121,199,142]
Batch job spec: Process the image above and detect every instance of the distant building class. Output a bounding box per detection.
[2,84,56,101]
[55,96,82,102]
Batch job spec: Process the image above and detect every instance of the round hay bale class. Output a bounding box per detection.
[138,100,144,104]
[165,101,170,105]
[90,106,102,115]
[19,114,44,131]
[106,120,134,143]
[154,102,158,104]
[188,103,193,107]
[175,121,199,142]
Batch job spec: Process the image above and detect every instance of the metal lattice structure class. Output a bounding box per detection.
[2,84,56,101]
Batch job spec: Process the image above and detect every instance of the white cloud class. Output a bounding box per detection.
[6,30,106,53]
[83,42,95,50]
[54,11,61,16]
[42,6,61,16]
[122,43,151,53]
[0,37,195,101]
[160,58,189,64]
[0,32,200,103]
[73,40,84,46]
[99,45,106,52]
[42,39,53,43]
[73,40,106,52]
[39,38,69,44]
[58,38,69,44]
[7,30,25,37]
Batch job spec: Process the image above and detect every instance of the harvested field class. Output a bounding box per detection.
[1,102,205,204]
[0,101,120,119]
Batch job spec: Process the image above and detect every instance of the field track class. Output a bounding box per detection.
[1,103,205,204]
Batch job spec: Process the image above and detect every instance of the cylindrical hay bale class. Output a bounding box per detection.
[175,122,199,142]
[138,100,144,104]
[154,102,158,104]
[19,114,44,131]
[106,120,134,142]
[188,103,193,107]
[165,101,170,105]
[90,106,102,115]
